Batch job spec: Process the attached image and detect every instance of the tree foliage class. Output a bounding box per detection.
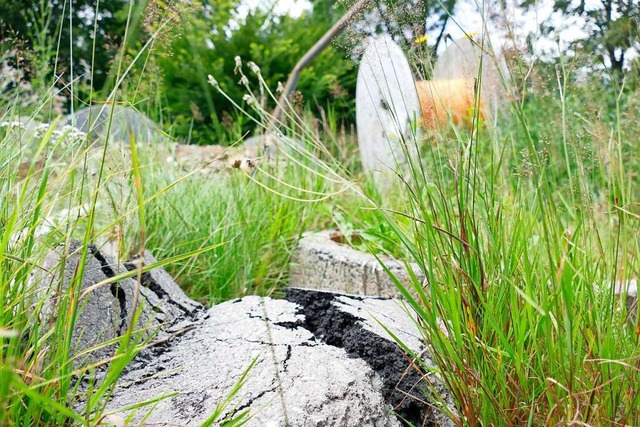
[358,0,457,53]
[0,0,135,90]
[144,0,357,144]
[149,0,457,143]
[522,0,639,74]
[1,0,458,143]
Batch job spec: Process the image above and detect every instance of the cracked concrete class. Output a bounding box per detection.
[104,290,454,426]
[37,241,204,369]
[36,241,454,426]
[284,288,453,427]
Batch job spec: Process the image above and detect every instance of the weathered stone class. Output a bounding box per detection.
[167,133,305,176]
[62,105,167,144]
[356,35,421,191]
[244,133,279,158]
[37,241,204,368]
[172,143,258,174]
[173,143,232,173]
[289,230,425,297]
[244,133,302,157]
[37,242,453,425]
[125,250,204,318]
[105,288,454,426]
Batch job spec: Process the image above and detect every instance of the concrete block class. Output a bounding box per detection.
[289,230,425,297]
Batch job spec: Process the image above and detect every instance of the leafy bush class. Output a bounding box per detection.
[126,1,356,145]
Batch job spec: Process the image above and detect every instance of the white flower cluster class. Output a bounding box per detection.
[242,94,255,105]
[56,125,88,142]
[1,121,87,146]
[0,121,24,128]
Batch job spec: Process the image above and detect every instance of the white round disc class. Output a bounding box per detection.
[356,35,421,190]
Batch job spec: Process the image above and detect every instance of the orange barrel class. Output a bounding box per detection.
[415,79,484,129]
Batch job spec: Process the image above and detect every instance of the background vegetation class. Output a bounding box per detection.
[0,0,639,425]
[1,0,467,144]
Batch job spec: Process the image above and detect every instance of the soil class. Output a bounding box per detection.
[284,287,439,427]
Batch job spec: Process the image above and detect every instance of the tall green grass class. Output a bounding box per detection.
[0,2,238,424]
[0,2,152,418]
[0,4,357,422]
[0,109,146,424]
[369,55,640,425]
[227,26,640,424]
[127,147,342,304]
[0,108,257,426]
[3,0,638,425]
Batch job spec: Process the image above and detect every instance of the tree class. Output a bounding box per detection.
[366,0,457,53]
[323,0,456,79]
[522,0,639,74]
[141,0,357,144]
[0,0,138,91]
[139,0,460,143]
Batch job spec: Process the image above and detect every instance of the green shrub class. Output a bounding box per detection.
[125,1,356,145]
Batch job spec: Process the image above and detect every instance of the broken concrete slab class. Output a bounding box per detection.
[153,132,309,178]
[289,230,425,297]
[105,288,454,426]
[172,143,234,172]
[35,241,453,425]
[37,241,204,368]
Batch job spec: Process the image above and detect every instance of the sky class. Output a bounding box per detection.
[238,0,311,19]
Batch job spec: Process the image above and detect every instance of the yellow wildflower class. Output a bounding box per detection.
[414,34,428,44]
